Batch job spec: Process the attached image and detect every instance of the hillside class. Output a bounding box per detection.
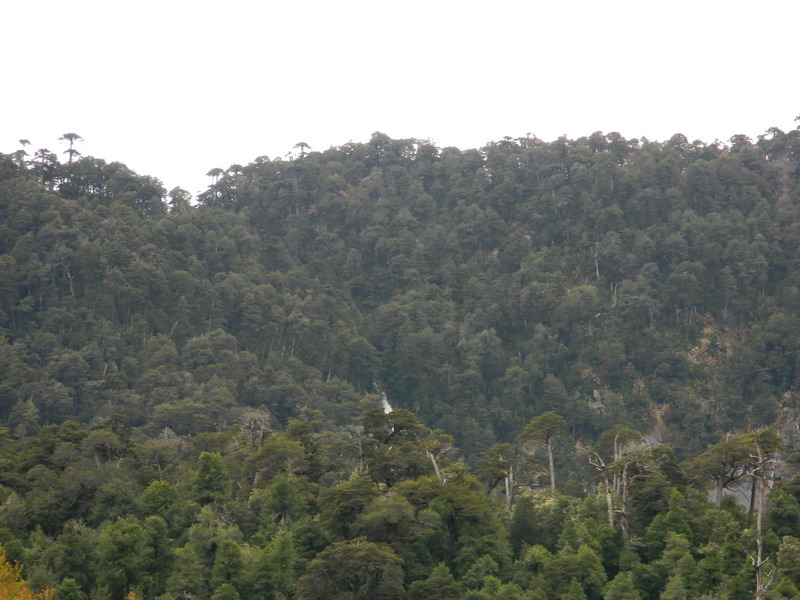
[1,128,800,599]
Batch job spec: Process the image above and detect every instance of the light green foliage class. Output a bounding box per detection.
[776,535,800,586]
[53,578,88,600]
[644,510,693,560]
[560,578,588,599]
[210,583,240,600]
[540,544,606,600]
[602,572,641,600]
[461,555,500,590]
[764,576,800,599]
[209,539,242,590]
[407,562,461,600]
[165,547,207,600]
[767,488,800,538]
[261,529,297,597]
[95,517,148,598]
[140,481,178,517]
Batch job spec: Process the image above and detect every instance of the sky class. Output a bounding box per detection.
[5,0,799,197]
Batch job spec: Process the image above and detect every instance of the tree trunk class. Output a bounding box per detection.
[547,441,556,495]
[505,465,514,512]
[603,469,614,529]
[715,477,724,508]
[754,469,764,600]
[427,451,443,485]
[620,464,629,540]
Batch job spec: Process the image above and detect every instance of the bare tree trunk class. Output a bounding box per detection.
[505,466,514,512]
[754,468,764,600]
[753,439,775,600]
[427,451,443,485]
[620,464,629,540]
[547,441,556,495]
[604,471,615,529]
[590,453,615,528]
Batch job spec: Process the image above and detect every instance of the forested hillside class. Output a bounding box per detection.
[1,127,800,599]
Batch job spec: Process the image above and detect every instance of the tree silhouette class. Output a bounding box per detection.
[59,132,83,166]
[14,139,30,167]
[294,141,311,159]
[33,147,58,186]
[206,168,224,185]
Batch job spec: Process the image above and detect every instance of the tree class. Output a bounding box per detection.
[95,517,148,599]
[16,139,30,167]
[407,563,461,600]
[509,494,538,558]
[210,583,239,600]
[59,133,83,167]
[295,539,404,600]
[167,187,192,214]
[206,168,224,185]
[589,426,644,530]
[750,428,783,600]
[611,446,663,540]
[690,431,776,508]
[52,579,86,600]
[475,443,520,510]
[209,539,242,591]
[602,572,640,600]
[319,474,378,540]
[164,547,207,600]
[143,516,173,597]
[0,549,53,599]
[260,529,297,597]
[189,452,230,505]
[33,148,58,186]
[519,412,567,495]
[561,578,588,600]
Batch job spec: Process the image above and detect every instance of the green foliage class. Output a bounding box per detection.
[53,578,87,600]
[319,474,379,540]
[210,583,240,600]
[95,516,148,598]
[2,127,800,599]
[603,572,641,600]
[295,538,405,600]
[189,452,230,505]
[407,562,461,600]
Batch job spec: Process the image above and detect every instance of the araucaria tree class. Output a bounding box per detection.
[519,411,566,495]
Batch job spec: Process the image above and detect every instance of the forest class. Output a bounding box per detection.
[1,125,800,599]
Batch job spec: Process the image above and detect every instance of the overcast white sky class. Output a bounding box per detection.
[5,0,799,197]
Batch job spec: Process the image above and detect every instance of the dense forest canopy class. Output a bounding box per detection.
[1,125,800,599]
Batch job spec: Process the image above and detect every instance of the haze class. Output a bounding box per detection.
[6,0,799,196]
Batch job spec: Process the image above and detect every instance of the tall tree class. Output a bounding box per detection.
[16,139,30,167]
[59,133,83,166]
[691,432,762,508]
[519,412,566,495]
